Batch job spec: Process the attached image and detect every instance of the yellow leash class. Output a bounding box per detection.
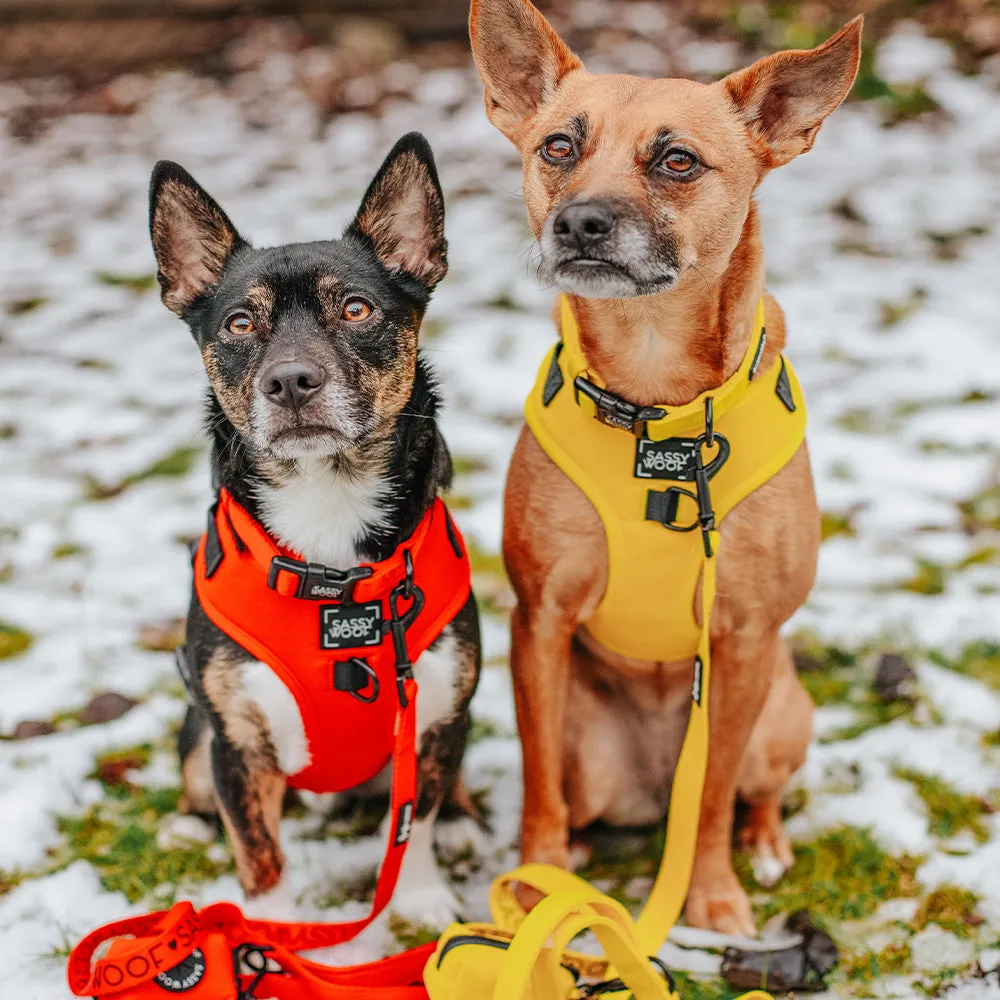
[426,297,796,1000]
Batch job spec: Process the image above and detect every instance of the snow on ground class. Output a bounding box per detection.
[0,8,998,999]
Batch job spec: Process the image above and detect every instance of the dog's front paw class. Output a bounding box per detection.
[740,800,795,888]
[391,879,462,932]
[685,870,756,937]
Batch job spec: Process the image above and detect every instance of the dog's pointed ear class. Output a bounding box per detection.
[722,16,863,168]
[149,161,245,315]
[349,132,448,290]
[469,0,582,141]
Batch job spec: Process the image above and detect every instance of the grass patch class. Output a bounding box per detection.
[388,914,440,950]
[83,445,201,500]
[878,288,927,329]
[452,454,491,476]
[55,774,230,903]
[8,296,47,315]
[840,942,912,993]
[929,641,1000,691]
[895,769,991,843]
[0,622,33,660]
[670,972,738,1000]
[958,483,1000,533]
[52,542,86,560]
[820,510,856,541]
[912,886,983,937]
[899,559,946,596]
[738,827,920,924]
[95,271,158,293]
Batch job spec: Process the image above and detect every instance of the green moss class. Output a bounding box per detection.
[95,271,158,293]
[451,454,491,477]
[0,622,33,660]
[895,769,991,843]
[388,914,440,949]
[958,484,1000,533]
[8,296,47,315]
[925,225,990,263]
[52,542,86,560]
[54,773,230,903]
[840,941,911,993]
[929,641,1000,691]
[670,971,739,1000]
[881,85,943,127]
[899,559,946,596]
[835,407,879,434]
[912,886,982,938]
[738,828,920,924]
[469,716,503,743]
[878,288,927,329]
[84,445,201,500]
[824,698,913,743]
[821,510,856,541]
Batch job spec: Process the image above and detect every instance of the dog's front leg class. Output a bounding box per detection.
[684,630,780,936]
[510,600,577,868]
[210,733,292,919]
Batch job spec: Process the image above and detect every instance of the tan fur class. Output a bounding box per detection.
[202,647,279,773]
[472,0,860,934]
[218,771,287,897]
[179,725,216,815]
[151,177,238,314]
[355,150,447,286]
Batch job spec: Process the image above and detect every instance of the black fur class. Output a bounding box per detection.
[151,134,482,903]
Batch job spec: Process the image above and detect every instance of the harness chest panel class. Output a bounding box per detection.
[524,298,807,663]
[193,492,471,794]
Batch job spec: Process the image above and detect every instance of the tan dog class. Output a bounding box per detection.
[469,1,861,934]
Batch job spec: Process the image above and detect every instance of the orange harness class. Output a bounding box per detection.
[183,489,470,949]
[194,490,471,793]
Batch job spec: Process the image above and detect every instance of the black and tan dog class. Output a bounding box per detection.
[149,133,480,927]
[470,0,861,934]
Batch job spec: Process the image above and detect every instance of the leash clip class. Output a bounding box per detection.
[387,550,425,707]
[267,556,373,602]
[574,376,665,435]
[645,433,717,557]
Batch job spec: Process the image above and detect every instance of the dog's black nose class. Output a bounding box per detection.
[553,201,615,250]
[259,360,326,410]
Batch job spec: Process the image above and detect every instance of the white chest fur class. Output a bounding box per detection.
[255,457,390,568]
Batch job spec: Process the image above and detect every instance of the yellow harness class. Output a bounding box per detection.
[524,297,807,662]
[423,297,807,999]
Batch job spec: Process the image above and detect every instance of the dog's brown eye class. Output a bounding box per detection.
[542,135,575,163]
[226,313,254,335]
[342,298,373,322]
[660,150,698,175]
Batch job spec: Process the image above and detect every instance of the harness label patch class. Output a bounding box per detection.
[320,602,383,650]
[636,435,731,481]
[692,656,704,706]
[394,801,414,846]
[155,949,206,993]
[635,437,700,480]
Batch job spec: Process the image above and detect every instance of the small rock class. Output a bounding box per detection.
[137,618,184,653]
[77,692,137,726]
[874,653,917,702]
[910,924,976,973]
[11,719,55,739]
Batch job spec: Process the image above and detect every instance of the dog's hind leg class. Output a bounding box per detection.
[736,637,811,887]
[178,704,217,816]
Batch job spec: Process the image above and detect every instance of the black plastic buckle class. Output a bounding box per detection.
[386,550,425,707]
[334,658,380,703]
[577,956,675,997]
[267,556,372,602]
[574,376,665,435]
